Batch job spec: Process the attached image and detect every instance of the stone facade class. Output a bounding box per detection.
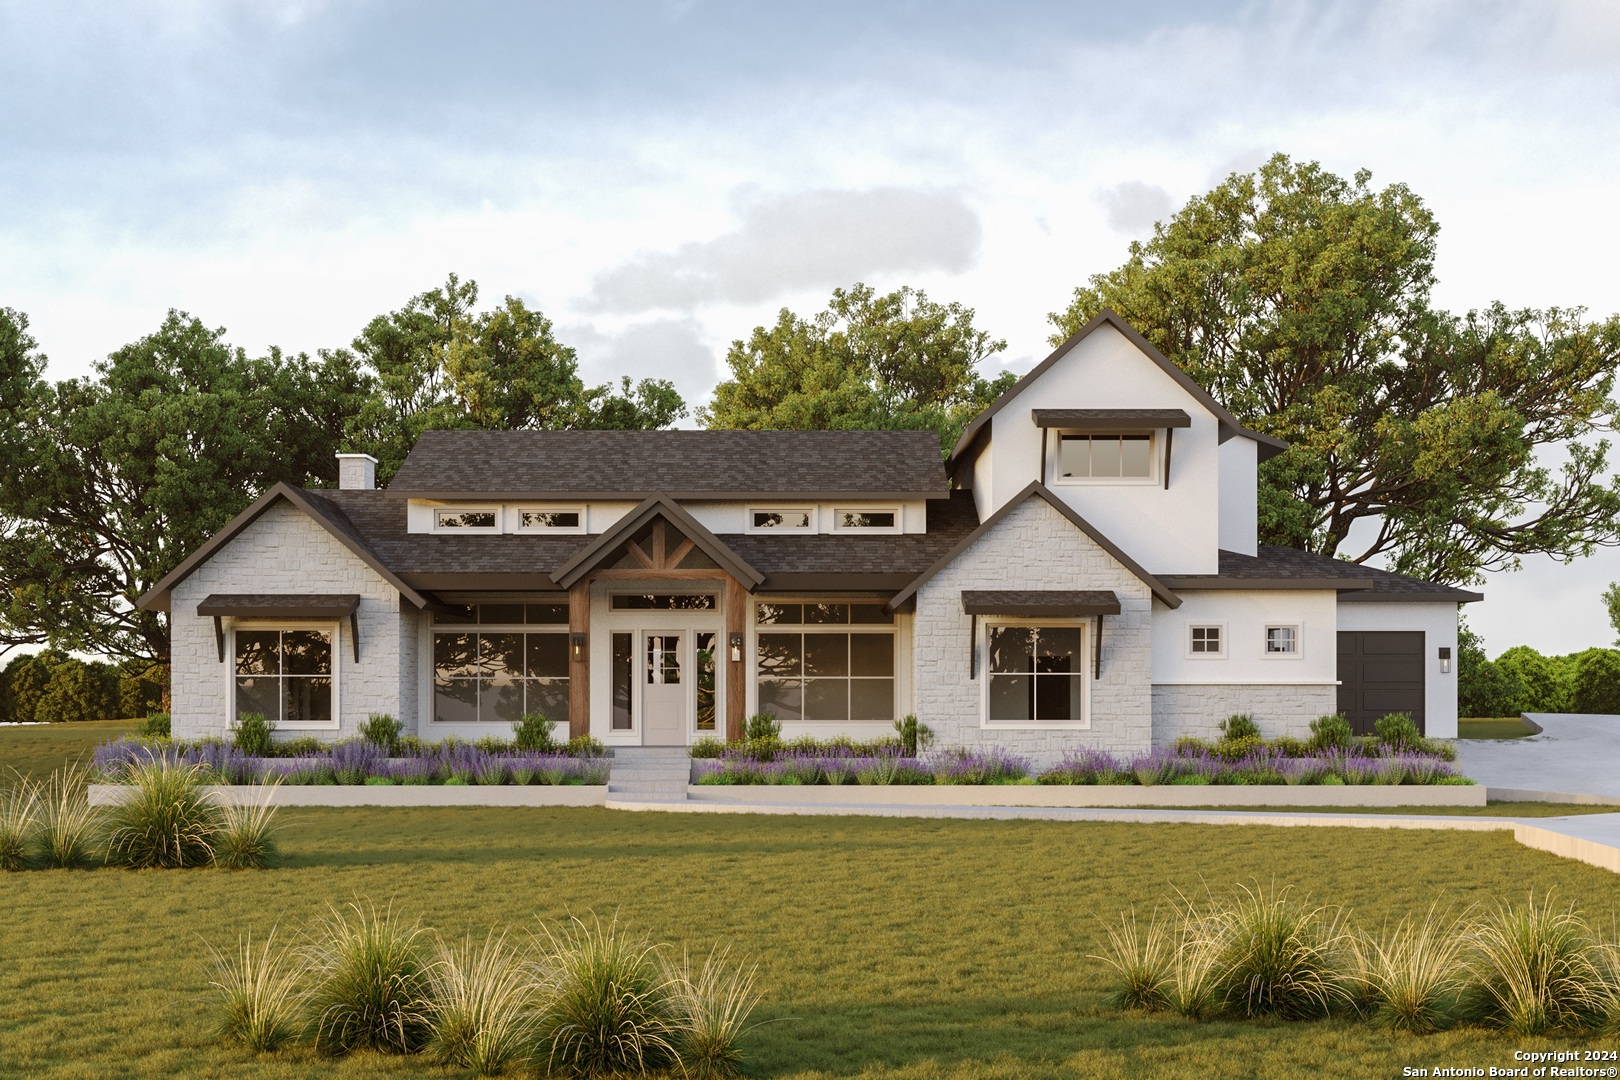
[169,502,420,741]
[912,496,1155,765]
[1149,683,1339,747]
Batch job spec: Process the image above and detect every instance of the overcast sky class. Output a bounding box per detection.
[3,0,1620,656]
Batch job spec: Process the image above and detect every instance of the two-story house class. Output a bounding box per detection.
[139,310,1481,759]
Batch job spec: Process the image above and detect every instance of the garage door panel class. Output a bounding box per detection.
[1337,631,1425,736]
[1362,632,1424,655]
[1363,690,1424,713]
[1363,661,1424,685]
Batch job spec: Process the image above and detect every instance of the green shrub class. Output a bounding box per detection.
[1093,909,1170,1011]
[1215,883,1345,1020]
[1172,736,1211,755]
[1213,734,1264,762]
[743,713,781,742]
[892,715,935,756]
[426,930,540,1076]
[689,737,727,760]
[139,712,171,738]
[359,713,402,753]
[1308,713,1353,750]
[206,927,307,1053]
[1219,714,1260,740]
[474,736,513,754]
[306,900,433,1055]
[662,944,765,1078]
[565,735,606,758]
[1269,736,1309,758]
[1572,648,1620,715]
[276,736,323,757]
[36,764,102,868]
[231,711,276,756]
[1495,644,1570,714]
[1463,894,1606,1034]
[534,915,679,1076]
[105,759,221,868]
[213,785,280,869]
[0,775,41,870]
[1374,712,1422,750]
[396,735,427,756]
[512,714,558,752]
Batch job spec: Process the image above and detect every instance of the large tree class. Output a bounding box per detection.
[347,274,685,480]
[701,282,1017,454]
[1049,154,1620,585]
[0,308,368,668]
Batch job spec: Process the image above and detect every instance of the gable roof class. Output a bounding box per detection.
[886,481,1181,611]
[948,309,1288,470]
[389,429,950,500]
[136,483,431,613]
[550,494,766,589]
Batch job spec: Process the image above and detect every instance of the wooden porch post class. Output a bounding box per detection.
[725,575,746,742]
[568,579,590,740]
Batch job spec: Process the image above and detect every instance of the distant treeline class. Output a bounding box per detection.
[0,652,162,724]
[1458,628,1620,718]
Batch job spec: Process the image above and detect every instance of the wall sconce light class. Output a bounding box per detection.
[729,632,743,662]
[1438,646,1451,673]
[571,633,586,662]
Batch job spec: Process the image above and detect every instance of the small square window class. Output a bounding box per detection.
[1190,626,1223,655]
[1265,626,1299,655]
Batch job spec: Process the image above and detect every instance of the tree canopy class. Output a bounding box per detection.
[1049,154,1620,586]
[701,283,1017,454]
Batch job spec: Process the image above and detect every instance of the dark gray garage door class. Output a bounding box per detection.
[1337,631,1426,736]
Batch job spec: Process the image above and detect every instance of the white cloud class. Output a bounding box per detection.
[1096,180,1174,234]
[580,187,982,313]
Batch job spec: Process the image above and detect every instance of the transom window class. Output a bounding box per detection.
[1058,434,1152,479]
[833,509,898,530]
[1190,625,1224,655]
[750,509,811,530]
[519,509,582,530]
[235,628,333,726]
[987,625,1083,724]
[610,593,717,610]
[1266,625,1300,655]
[435,508,499,529]
[433,603,568,625]
[754,603,894,723]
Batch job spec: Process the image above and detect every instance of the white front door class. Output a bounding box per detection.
[642,631,687,745]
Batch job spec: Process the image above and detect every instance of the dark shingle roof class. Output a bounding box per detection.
[1158,547,1484,603]
[387,430,950,499]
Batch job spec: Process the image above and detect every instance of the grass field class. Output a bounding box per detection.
[1458,717,1537,740]
[4,805,1620,1079]
[0,719,138,780]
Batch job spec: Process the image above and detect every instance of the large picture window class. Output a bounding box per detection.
[755,603,894,723]
[432,603,569,724]
[235,628,333,726]
[986,625,1083,724]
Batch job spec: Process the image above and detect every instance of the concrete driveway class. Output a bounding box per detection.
[1456,713,1620,799]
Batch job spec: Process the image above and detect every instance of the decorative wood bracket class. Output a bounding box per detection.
[1094,614,1104,680]
[213,615,226,662]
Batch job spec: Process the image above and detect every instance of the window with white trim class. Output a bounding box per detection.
[434,507,499,531]
[431,603,569,723]
[748,509,812,531]
[755,603,895,723]
[831,509,899,531]
[1189,625,1224,657]
[235,628,334,727]
[1057,433,1153,481]
[517,508,584,532]
[1265,625,1300,655]
[986,624,1084,724]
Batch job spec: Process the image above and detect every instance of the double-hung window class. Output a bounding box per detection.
[754,603,894,723]
[235,628,334,727]
[986,624,1084,725]
[432,603,569,724]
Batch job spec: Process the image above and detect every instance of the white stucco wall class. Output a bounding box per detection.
[1151,589,1338,685]
[1218,438,1259,556]
[911,496,1155,764]
[1335,600,1461,739]
[983,323,1222,575]
[169,502,418,742]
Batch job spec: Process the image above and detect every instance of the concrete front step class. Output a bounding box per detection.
[607,749,693,802]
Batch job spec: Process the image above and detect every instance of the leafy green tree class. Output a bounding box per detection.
[1604,582,1620,645]
[34,658,118,723]
[1,651,55,723]
[0,308,368,671]
[1456,622,1525,719]
[701,283,1017,454]
[347,274,685,480]
[1049,154,1620,585]
[1571,648,1620,714]
[1494,646,1566,714]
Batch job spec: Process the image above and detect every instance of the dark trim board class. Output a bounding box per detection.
[1031,408,1191,429]
[391,488,946,502]
[1159,578,1374,592]
[961,590,1121,617]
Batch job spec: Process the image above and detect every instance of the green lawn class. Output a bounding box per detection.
[0,719,138,780]
[4,805,1620,1079]
[1458,717,1537,739]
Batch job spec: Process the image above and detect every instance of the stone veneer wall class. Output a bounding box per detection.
[169,502,419,741]
[912,496,1155,765]
[1149,683,1339,747]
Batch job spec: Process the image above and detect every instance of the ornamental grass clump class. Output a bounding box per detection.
[1215,882,1346,1020]
[0,774,42,870]
[1165,906,1230,1020]
[305,899,434,1055]
[1357,904,1469,1032]
[662,944,766,1078]
[426,930,540,1077]
[212,783,281,869]
[1462,893,1606,1035]
[37,763,103,869]
[105,759,221,868]
[533,915,680,1078]
[206,927,307,1053]
[1093,908,1171,1011]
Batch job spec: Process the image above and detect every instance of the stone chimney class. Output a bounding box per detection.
[336,453,378,491]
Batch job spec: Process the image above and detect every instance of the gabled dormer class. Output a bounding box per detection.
[949,310,1285,576]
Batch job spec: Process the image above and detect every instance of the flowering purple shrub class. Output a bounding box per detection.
[329,740,383,785]
[472,753,510,786]
[926,746,1031,785]
[1037,749,1130,785]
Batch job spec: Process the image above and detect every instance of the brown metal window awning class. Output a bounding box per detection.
[962,590,1121,680]
[196,594,361,662]
[1030,408,1191,430]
